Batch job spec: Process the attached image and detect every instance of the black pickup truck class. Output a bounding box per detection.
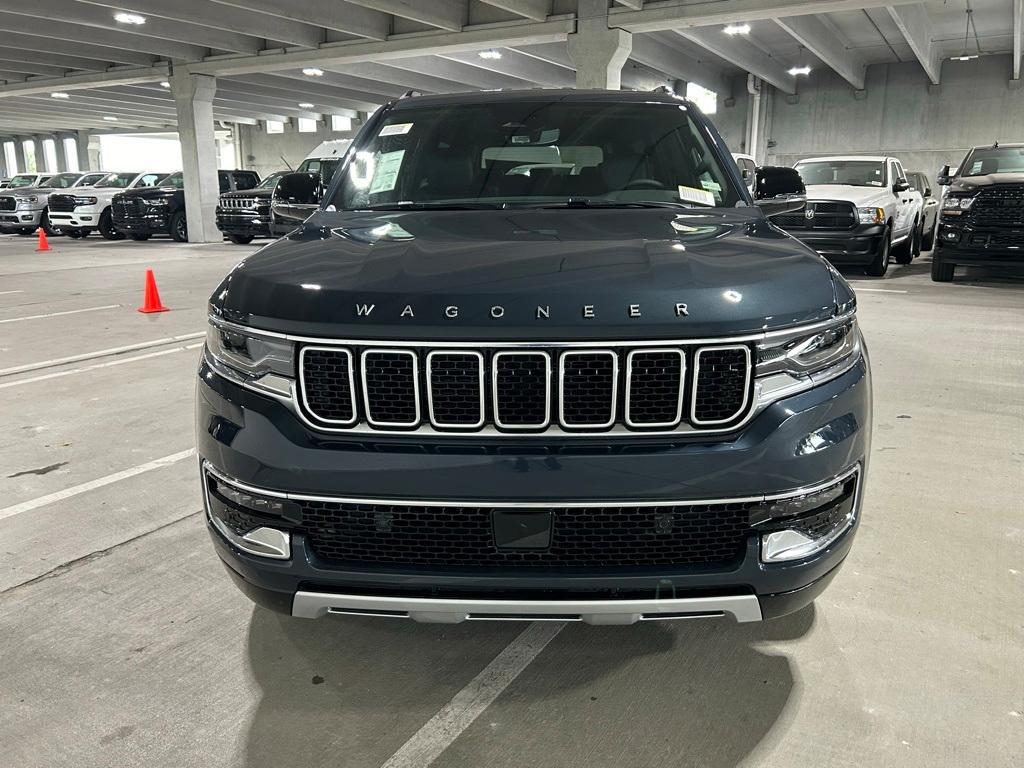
[112,169,260,242]
[198,89,870,626]
[932,143,1024,281]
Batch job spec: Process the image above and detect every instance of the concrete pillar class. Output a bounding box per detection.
[75,131,92,171]
[30,137,45,172]
[13,138,27,175]
[53,134,68,173]
[170,71,220,243]
[567,0,632,90]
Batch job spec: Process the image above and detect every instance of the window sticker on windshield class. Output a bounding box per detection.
[368,150,405,194]
[699,179,721,193]
[378,123,413,137]
[678,185,715,207]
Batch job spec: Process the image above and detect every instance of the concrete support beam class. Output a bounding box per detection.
[628,34,730,95]
[354,1,467,31]
[0,32,156,67]
[1013,0,1023,81]
[673,28,795,94]
[887,3,941,85]
[567,0,632,89]
[775,14,865,90]
[479,0,551,21]
[209,0,390,40]
[75,131,91,171]
[13,137,26,173]
[170,73,220,244]
[0,66,170,98]
[52,134,68,172]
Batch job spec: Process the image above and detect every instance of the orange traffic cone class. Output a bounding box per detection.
[35,228,51,252]
[138,269,170,313]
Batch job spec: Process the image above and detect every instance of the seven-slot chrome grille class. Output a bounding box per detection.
[220,196,260,210]
[298,342,753,435]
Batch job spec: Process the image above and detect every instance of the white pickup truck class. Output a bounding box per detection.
[773,155,924,276]
[47,171,165,239]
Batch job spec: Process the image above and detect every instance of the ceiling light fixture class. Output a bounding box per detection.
[788,65,812,76]
[103,116,119,121]
[952,54,978,61]
[50,92,69,99]
[302,67,324,77]
[298,102,315,109]
[113,11,146,25]
[723,23,751,35]
[478,49,502,60]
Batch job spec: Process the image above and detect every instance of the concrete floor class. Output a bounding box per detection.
[0,233,1021,768]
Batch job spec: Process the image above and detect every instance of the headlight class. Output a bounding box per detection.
[856,207,884,225]
[147,199,169,208]
[756,316,861,385]
[15,196,38,205]
[942,195,975,215]
[205,318,294,396]
[78,196,98,206]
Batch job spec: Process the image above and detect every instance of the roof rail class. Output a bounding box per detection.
[400,89,423,99]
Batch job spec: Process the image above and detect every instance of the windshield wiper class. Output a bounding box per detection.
[355,201,504,211]
[528,198,702,210]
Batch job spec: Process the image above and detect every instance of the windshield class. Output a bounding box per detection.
[958,146,1024,177]
[157,172,184,189]
[256,171,286,189]
[76,173,106,186]
[45,173,83,189]
[328,99,741,211]
[795,160,887,187]
[96,172,143,188]
[9,175,38,188]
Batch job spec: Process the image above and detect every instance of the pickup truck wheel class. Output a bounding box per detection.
[129,233,151,241]
[65,228,83,239]
[170,211,188,242]
[227,233,255,245]
[41,212,62,237]
[931,251,955,282]
[921,222,936,251]
[865,227,891,276]
[893,223,916,264]
[98,209,125,240]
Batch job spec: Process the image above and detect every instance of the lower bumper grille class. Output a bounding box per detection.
[303,499,750,569]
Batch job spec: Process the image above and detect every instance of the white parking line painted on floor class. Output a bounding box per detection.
[380,622,565,768]
[0,304,120,324]
[852,288,909,294]
[0,448,196,523]
[0,331,204,377]
[0,343,203,389]
[0,290,24,296]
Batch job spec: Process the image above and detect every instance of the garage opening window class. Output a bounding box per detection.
[795,160,886,187]
[685,82,717,115]
[266,120,285,135]
[331,99,740,210]
[63,137,79,172]
[331,115,352,132]
[21,140,37,173]
[3,141,17,174]
[297,118,318,133]
[42,139,58,173]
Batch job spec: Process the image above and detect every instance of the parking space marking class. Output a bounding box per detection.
[380,622,565,768]
[848,286,909,294]
[0,343,203,390]
[0,448,196,522]
[0,304,120,324]
[0,331,204,377]
[0,290,24,296]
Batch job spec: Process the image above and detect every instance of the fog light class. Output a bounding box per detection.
[756,471,859,563]
[942,229,960,243]
[203,472,297,559]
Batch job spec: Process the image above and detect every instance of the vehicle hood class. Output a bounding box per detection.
[947,172,1024,193]
[117,186,180,199]
[220,188,272,201]
[804,184,890,207]
[212,208,843,340]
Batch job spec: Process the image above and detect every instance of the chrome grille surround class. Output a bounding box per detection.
[220,197,260,210]
[690,345,753,426]
[624,348,686,428]
[426,350,486,430]
[492,351,552,430]
[360,349,420,428]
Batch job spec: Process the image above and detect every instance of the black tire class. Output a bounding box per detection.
[170,210,188,242]
[98,209,125,240]
[65,228,83,239]
[129,233,151,241]
[227,233,255,245]
[16,228,36,236]
[865,227,891,277]
[931,250,955,282]
[41,211,62,237]
[893,222,917,264]
[922,221,936,251]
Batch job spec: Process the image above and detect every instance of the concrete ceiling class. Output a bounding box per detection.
[0,0,1020,138]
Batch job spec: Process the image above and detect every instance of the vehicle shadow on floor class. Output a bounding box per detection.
[240,604,814,768]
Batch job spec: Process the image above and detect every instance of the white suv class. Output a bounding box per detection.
[47,171,165,239]
[776,155,924,276]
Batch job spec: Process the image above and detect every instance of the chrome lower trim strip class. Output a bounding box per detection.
[291,591,763,624]
[201,459,860,510]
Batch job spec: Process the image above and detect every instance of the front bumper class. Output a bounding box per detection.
[783,224,886,266]
[216,211,272,237]
[48,207,100,228]
[112,211,169,235]
[198,355,871,623]
[0,207,43,227]
[935,222,1024,265]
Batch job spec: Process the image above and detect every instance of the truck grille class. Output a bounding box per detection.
[969,185,1024,228]
[0,196,14,211]
[298,341,754,435]
[773,200,856,230]
[302,498,750,568]
[220,196,259,210]
[48,194,92,212]
[112,198,141,220]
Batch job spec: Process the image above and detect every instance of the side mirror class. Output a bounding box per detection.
[936,165,951,186]
[754,166,806,217]
[924,186,932,198]
[272,172,323,228]
[893,181,910,193]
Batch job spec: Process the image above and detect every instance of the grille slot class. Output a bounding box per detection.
[0,196,15,212]
[493,351,551,429]
[361,350,420,428]
[302,499,750,568]
[559,351,618,428]
[691,346,751,425]
[295,342,755,435]
[427,351,485,429]
[626,349,685,427]
[221,197,259,210]
[300,347,356,425]
[47,194,77,213]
